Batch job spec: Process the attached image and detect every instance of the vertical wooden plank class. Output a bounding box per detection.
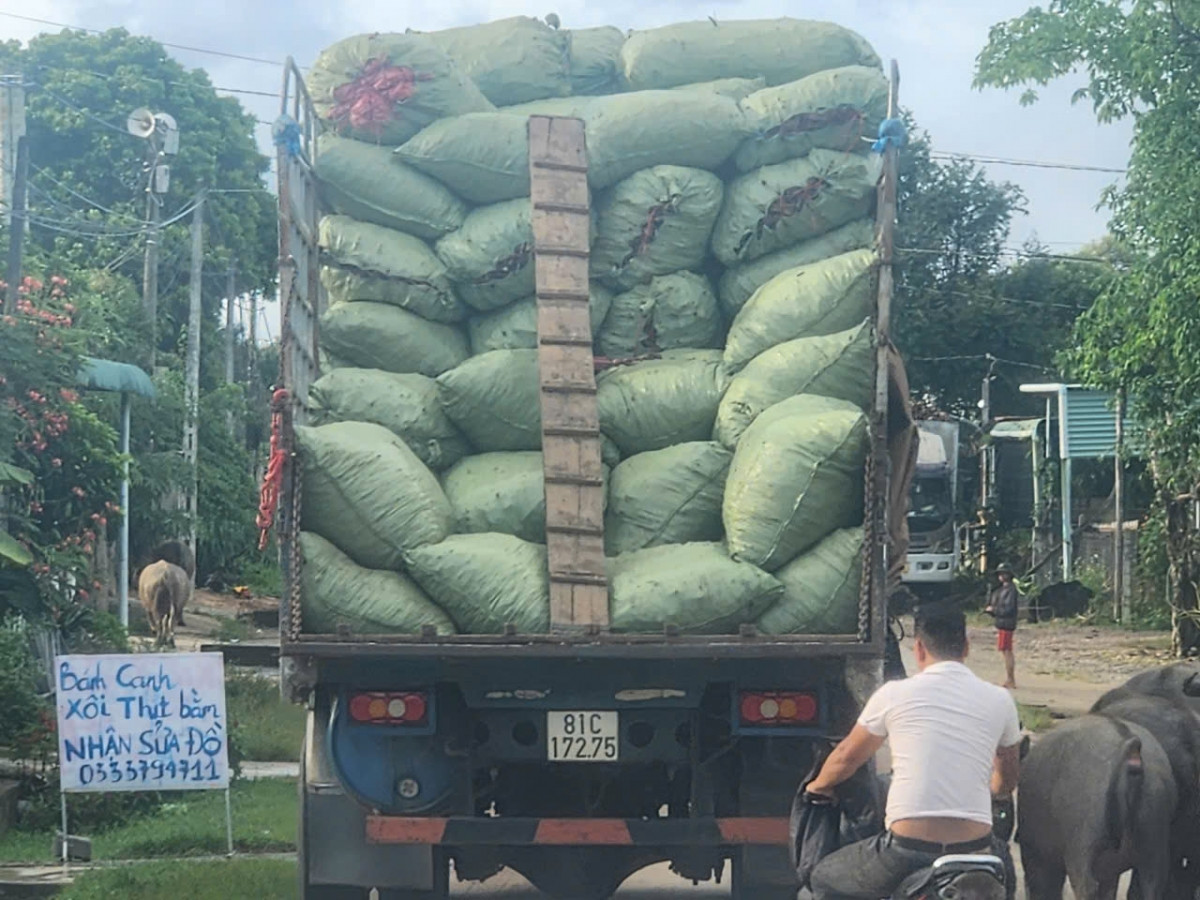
[529,116,610,632]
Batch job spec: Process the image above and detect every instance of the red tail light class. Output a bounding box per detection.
[349,691,429,726]
[739,691,819,726]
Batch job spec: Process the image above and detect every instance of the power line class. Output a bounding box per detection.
[909,353,1055,372]
[38,88,135,136]
[31,163,144,223]
[0,11,283,68]
[897,245,1113,265]
[930,150,1127,175]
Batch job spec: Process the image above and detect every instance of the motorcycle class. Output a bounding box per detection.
[888,853,1008,899]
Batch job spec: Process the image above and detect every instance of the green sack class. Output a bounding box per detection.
[397,113,532,204]
[735,66,889,172]
[435,199,535,311]
[418,17,570,107]
[300,532,456,635]
[437,350,541,451]
[442,452,547,544]
[671,77,766,101]
[319,216,466,323]
[718,219,875,318]
[405,534,550,634]
[568,26,626,95]
[308,33,493,145]
[584,90,748,189]
[723,395,867,570]
[308,368,470,471]
[468,287,613,354]
[500,97,598,117]
[296,421,452,570]
[597,272,722,358]
[712,149,882,266]
[724,249,876,371]
[620,19,880,90]
[605,442,731,555]
[320,301,469,377]
[608,542,784,634]
[592,166,724,291]
[314,134,467,239]
[597,352,725,456]
[714,321,874,448]
[756,527,863,635]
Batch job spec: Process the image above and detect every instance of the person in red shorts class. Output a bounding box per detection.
[986,563,1019,690]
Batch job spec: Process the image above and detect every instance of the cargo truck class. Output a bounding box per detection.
[273,57,915,900]
[902,420,962,599]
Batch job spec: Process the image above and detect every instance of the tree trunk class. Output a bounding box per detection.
[1166,495,1200,656]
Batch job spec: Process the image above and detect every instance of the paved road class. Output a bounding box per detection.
[450,864,725,896]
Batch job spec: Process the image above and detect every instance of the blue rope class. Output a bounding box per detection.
[272,115,302,158]
[872,118,907,154]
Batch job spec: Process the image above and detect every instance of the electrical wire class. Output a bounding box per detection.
[37,88,137,136]
[31,163,144,223]
[0,11,284,68]
[930,150,1127,175]
[909,354,1054,372]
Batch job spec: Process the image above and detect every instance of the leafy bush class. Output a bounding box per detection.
[0,617,47,749]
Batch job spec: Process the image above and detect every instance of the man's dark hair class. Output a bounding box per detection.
[913,604,967,660]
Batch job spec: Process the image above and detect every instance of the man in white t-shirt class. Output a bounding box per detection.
[806,605,1022,899]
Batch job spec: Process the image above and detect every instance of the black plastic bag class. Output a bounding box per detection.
[790,789,842,889]
[789,747,886,888]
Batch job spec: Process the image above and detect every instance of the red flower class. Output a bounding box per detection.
[71,486,85,498]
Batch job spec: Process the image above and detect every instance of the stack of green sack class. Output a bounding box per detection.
[296,16,888,639]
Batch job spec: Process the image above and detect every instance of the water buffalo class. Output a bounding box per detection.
[1018,714,1176,899]
[138,560,189,647]
[1092,665,1200,898]
[147,540,194,626]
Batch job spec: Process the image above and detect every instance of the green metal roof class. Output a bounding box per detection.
[989,418,1042,441]
[77,358,156,398]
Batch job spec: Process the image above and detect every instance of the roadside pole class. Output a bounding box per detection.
[183,192,205,554]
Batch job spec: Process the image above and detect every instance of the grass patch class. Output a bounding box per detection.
[58,858,296,900]
[213,617,253,642]
[0,778,296,863]
[1018,703,1055,733]
[226,670,306,762]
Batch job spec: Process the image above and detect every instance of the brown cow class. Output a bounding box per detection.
[138,560,190,647]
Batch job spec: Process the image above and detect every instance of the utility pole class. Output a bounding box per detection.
[1114,389,1126,623]
[182,192,205,555]
[141,151,162,368]
[3,136,27,315]
[978,355,996,573]
[224,256,236,384]
[1,75,26,226]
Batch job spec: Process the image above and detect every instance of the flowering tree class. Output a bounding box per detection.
[0,275,121,625]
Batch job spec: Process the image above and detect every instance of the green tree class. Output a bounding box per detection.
[897,125,1071,415]
[976,0,1200,651]
[0,27,275,364]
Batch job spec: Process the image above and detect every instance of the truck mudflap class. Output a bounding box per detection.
[365,815,789,846]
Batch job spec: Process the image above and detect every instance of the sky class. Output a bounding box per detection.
[0,0,1135,338]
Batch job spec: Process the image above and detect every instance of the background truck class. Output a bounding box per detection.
[274,55,914,900]
[902,419,962,599]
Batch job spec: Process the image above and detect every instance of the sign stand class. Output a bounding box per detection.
[59,791,68,873]
[225,786,234,855]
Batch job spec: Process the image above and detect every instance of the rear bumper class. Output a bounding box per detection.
[365,815,789,847]
[902,553,956,583]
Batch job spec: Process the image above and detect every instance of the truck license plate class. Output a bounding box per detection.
[547,711,618,762]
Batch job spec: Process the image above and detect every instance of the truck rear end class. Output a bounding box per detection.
[272,31,914,900]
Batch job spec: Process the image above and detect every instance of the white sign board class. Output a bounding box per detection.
[54,653,230,793]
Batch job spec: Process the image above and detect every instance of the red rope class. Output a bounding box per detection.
[257,389,290,551]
